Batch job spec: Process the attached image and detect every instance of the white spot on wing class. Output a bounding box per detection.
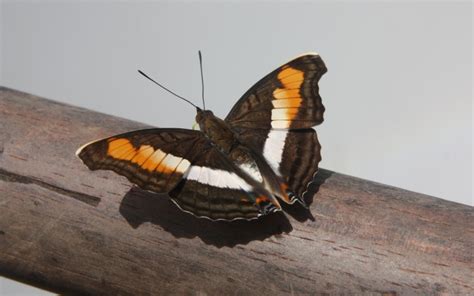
[271,109,298,120]
[271,120,292,128]
[272,98,302,108]
[263,129,288,174]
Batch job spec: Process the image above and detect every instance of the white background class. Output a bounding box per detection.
[1,1,472,294]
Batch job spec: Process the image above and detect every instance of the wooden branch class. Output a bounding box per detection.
[0,86,472,295]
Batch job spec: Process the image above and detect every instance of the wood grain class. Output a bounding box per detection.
[0,87,472,295]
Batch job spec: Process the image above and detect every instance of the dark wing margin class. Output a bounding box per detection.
[76,128,202,193]
[225,53,327,130]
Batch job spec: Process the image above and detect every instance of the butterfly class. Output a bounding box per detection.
[76,52,326,221]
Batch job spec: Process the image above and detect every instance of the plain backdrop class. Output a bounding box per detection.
[0,1,472,294]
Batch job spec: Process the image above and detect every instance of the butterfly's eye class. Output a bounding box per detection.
[195,112,203,123]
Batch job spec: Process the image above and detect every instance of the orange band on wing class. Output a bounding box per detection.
[142,149,167,171]
[272,98,302,108]
[107,138,191,174]
[131,145,154,165]
[271,67,304,125]
[108,138,135,159]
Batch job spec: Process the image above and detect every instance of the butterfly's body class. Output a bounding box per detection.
[77,53,327,221]
[196,109,236,154]
[197,109,289,207]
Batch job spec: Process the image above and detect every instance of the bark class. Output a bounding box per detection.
[0,87,472,295]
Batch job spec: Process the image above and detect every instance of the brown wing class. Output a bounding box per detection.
[236,128,321,202]
[169,144,281,221]
[76,128,202,193]
[225,53,327,130]
[77,128,280,220]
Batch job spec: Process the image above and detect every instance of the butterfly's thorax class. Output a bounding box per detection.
[196,110,265,181]
[196,109,290,202]
[196,110,237,153]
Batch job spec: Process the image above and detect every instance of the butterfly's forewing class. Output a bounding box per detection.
[236,128,321,200]
[76,128,202,193]
[225,53,327,130]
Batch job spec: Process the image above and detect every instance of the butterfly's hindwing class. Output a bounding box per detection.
[276,129,321,199]
[169,144,281,220]
[226,53,326,130]
[170,180,263,221]
[236,128,321,201]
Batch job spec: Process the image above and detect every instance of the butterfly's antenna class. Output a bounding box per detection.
[137,70,199,109]
[198,50,206,110]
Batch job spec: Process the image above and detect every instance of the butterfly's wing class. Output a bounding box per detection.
[225,53,327,130]
[169,140,281,221]
[236,128,321,201]
[76,128,202,193]
[77,128,279,220]
[226,53,326,203]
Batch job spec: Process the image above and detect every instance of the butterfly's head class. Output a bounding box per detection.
[195,108,217,137]
[195,108,233,149]
[195,108,214,126]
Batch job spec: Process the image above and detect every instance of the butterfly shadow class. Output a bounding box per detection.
[118,169,333,247]
[281,168,334,222]
[119,187,293,248]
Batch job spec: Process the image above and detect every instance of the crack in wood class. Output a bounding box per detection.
[0,168,100,207]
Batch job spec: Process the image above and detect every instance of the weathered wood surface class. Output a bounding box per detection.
[0,87,472,295]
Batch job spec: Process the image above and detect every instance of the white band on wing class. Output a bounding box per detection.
[185,166,253,191]
[263,129,288,174]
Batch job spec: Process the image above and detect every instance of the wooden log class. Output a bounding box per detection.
[0,86,472,295]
